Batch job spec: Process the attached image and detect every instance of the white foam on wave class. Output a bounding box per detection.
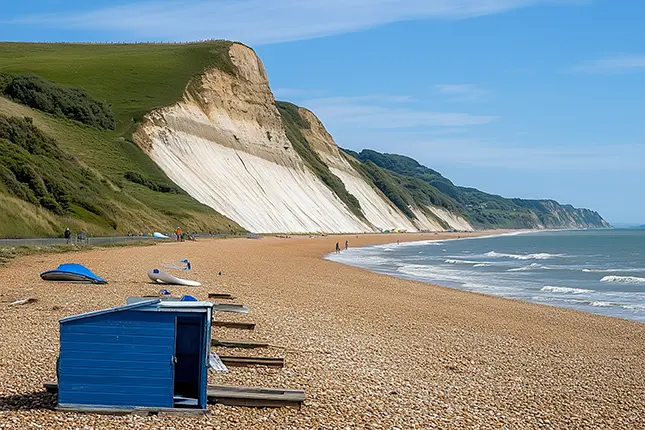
[540,285,595,294]
[325,252,394,267]
[583,268,645,273]
[600,275,645,284]
[396,264,436,278]
[444,259,490,265]
[530,296,588,305]
[508,263,543,272]
[485,251,564,260]
[461,282,513,293]
[590,301,615,307]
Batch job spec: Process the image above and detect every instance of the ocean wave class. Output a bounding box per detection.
[461,282,513,293]
[583,268,645,273]
[444,259,490,265]
[484,251,564,260]
[600,275,645,284]
[590,301,615,307]
[532,296,644,310]
[530,296,589,305]
[540,285,594,294]
[397,264,436,278]
[508,263,544,272]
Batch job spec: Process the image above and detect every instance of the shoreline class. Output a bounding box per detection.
[0,231,643,428]
[323,229,645,323]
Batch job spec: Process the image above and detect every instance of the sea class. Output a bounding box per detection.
[326,229,645,322]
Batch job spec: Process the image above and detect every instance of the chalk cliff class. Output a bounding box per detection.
[134,44,472,233]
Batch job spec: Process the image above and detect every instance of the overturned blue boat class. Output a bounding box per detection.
[40,263,107,284]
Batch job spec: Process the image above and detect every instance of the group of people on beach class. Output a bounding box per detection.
[335,240,349,253]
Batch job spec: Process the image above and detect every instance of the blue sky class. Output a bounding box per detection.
[2,1,644,224]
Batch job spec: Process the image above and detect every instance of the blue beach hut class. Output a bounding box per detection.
[56,298,213,412]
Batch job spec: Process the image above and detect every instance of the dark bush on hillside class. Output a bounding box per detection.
[0,114,111,220]
[357,161,416,219]
[124,171,180,194]
[0,72,12,93]
[4,74,115,130]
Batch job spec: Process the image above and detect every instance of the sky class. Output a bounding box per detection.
[2,1,644,224]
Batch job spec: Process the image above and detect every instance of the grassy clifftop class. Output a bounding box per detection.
[0,42,243,237]
[0,42,236,134]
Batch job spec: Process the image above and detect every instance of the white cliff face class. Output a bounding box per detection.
[299,108,473,232]
[134,43,473,233]
[298,108,419,232]
[427,206,474,231]
[135,44,369,233]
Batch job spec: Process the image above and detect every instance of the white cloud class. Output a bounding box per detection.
[434,84,490,102]
[567,54,645,74]
[303,95,499,129]
[9,0,579,44]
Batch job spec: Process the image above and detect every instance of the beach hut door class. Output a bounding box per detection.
[172,316,203,407]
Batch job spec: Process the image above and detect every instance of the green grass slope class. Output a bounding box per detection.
[0,42,243,238]
[0,42,236,134]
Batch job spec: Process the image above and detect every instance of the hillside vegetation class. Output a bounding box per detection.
[0,42,242,237]
[2,74,115,130]
[350,149,609,229]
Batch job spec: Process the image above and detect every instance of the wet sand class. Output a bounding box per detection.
[0,231,643,429]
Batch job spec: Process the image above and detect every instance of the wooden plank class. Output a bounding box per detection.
[212,303,249,314]
[207,385,305,408]
[208,293,234,300]
[46,381,304,409]
[212,339,269,349]
[219,356,283,368]
[212,321,256,330]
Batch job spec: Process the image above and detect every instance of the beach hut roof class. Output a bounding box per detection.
[59,298,213,323]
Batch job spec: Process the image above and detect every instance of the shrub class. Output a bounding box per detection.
[4,74,115,130]
[124,171,180,194]
[0,114,110,220]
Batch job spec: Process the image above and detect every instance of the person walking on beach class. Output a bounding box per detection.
[345,240,349,250]
[335,242,340,253]
[64,227,71,244]
[175,226,182,242]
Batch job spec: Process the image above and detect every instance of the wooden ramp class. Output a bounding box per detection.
[212,303,249,314]
[207,385,304,408]
[212,321,256,330]
[219,355,284,368]
[212,339,269,349]
[43,382,304,409]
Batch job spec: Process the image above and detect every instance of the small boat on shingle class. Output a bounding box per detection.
[40,263,107,284]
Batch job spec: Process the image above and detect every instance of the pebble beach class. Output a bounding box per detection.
[0,232,644,429]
